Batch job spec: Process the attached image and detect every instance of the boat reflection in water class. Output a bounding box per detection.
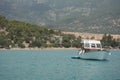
[73,39,111,60]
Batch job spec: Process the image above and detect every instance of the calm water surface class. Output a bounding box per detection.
[0,50,120,80]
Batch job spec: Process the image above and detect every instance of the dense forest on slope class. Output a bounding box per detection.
[0,16,120,49]
[0,15,82,48]
[0,0,120,34]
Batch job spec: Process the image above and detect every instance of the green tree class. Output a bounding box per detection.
[111,39,118,47]
[0,16,8,29]
[72,36,82,48]
[62,35,71,48]
[101,34,119,47]
[0,32,11,48]
[29,39,42,48]
[107,34,113,46]
[17,42,25,48]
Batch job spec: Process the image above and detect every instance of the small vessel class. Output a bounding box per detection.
[76,39,110,60]
[71,56,81,59]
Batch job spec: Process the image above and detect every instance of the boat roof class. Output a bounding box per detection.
[81,39,101,44]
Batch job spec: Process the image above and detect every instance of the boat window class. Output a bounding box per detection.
[96,44,101,48]
[84,43,90,48]
[91,43,95,48]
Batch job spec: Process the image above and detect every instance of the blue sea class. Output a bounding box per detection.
[0,50,120,80]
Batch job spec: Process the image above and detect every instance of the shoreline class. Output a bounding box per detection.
[0,47,119,51]
[0,47,78,50]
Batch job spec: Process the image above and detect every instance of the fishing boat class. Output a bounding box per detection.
[72,39,110,60]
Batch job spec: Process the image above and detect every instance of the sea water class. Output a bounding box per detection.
[0,50,120,80]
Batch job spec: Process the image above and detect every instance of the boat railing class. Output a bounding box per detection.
[78,49,85,55]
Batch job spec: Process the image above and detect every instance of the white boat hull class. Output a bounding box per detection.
[79,51,110,60]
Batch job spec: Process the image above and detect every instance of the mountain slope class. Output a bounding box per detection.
[0,0,120,34]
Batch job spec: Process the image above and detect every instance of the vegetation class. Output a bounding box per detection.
[101,34,120,48]
[0,16,82,48]
[0,15,120,49]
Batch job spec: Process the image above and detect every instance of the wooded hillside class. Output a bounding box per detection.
[0,16,120,49]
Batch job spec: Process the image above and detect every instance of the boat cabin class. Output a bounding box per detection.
[81,39,102,52]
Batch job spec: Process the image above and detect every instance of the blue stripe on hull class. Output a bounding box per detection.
[80,51,109,60]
